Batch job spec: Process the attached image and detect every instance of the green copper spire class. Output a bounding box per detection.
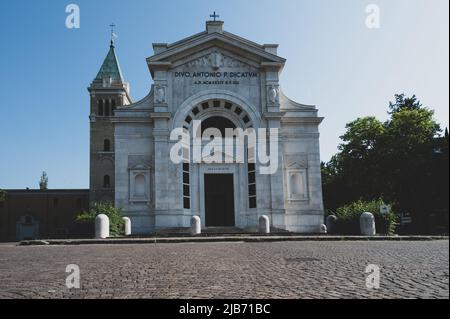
[95,38,124,83]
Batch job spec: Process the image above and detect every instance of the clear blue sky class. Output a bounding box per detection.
[0,0,448,189]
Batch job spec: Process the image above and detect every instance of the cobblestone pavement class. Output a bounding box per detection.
[0,241,448,299]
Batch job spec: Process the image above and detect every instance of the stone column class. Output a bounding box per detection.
[263,113,286,219]
[151,112,172,228]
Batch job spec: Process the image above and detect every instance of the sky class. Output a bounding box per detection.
[0,0,448,189]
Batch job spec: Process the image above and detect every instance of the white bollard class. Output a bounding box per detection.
[320,224,327,234]
[259,215,270,234]
[123,217,131,236]
[360,212,376,236]
[95,214,109,239]
[190,216,201,235]
[326,215,338,234]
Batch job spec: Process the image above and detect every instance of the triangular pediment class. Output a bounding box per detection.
[172,47,260,71]
[147,31,285,74]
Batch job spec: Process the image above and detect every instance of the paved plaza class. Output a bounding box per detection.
[0,241,448,299]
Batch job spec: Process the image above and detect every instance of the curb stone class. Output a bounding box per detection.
[18,236,449,246]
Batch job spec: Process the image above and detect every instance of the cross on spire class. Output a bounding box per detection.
[109,23,116,48]
[210,11,220,22]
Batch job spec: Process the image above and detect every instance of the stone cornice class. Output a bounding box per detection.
[111,117,152,124]
[150,112,172,119]
[260,62,285,72]
[281,117,324,125]
[263,112,286,120]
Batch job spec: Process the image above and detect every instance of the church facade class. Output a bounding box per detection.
[88,20,325,234]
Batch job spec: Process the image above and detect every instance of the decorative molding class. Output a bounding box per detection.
[150,112,172,119]
[286,168,309,202]
[146,32,286,66]
[128,155,152,170]
[285,154,309,169]
[97,153,115,161]
[267,85,280,105]
[154,85,167,104]
[186,51,248,69]
[281,117,324,124]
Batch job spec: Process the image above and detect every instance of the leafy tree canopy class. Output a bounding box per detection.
[322,94,448,234]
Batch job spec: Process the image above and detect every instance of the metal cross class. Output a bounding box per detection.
[210,11,220,22]
[109,23,116,47]
[109,23,116,35]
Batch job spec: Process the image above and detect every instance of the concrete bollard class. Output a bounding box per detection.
[259,215,270,234]
[95,214,109,239]
[326,215,338,234]
[122,217,131,236]
[190,216,201,235]
[320,224,327,234]
[360,212,376,236]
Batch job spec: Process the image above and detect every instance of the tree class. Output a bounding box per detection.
[39,172,48,190]
[322,94,446,233]
[322,117,386,210]
[388,94,422,114]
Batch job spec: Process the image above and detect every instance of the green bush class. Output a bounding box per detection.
[76,202,125,237]
[331,199,398,235]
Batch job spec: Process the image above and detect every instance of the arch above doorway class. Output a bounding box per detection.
[182,99,253,134]
[172,90,262,131]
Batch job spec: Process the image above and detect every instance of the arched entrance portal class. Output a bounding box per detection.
[181,99,256,228]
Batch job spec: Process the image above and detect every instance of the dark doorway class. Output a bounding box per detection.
[204,174,235,227]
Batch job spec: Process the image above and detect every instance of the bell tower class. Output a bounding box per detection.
[88,35,132,205]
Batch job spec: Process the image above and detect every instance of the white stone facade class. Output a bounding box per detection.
[113,21,324,234]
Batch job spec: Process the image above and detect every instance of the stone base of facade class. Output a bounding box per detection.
[124,210,324,235]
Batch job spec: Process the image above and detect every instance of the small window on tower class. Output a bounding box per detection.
[104,100,110,116]
[104,139,111,152]
[103,175,111,188]
[98,100,104,116]
[111,99,116,116]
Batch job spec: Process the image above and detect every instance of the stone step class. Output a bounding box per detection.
[202,227,246,234]
[141,226,294,238]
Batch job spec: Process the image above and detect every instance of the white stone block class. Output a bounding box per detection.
[95,214,109,239]
[190,216,201,235]
[360,212,376,236]
[123,217,131,236]
[320,224,327,234]
[259,215,270,234]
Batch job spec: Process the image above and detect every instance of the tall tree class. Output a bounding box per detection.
[388,94,422,114]
[39,172,48,190]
